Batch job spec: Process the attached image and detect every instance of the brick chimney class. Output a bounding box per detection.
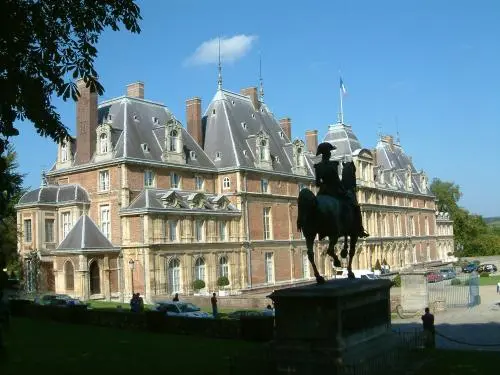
[305,130,318,154]
[186,97,202,147]
[126,82,144,99]
[75,78,98,164]
[279,118,292,140]
[240,87,259,110]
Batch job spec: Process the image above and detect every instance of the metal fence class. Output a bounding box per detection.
[427,273,480,308]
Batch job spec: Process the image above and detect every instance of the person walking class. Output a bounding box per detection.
[421,307,435,349]
[211,293,218,318]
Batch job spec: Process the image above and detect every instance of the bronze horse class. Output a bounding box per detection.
[297,161,358,283]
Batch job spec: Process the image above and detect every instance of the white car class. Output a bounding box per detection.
[154,301,212,318]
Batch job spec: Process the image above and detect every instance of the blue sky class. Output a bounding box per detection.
[11,0,500,217]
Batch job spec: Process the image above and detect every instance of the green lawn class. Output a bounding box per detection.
[479,275,500,286]
[1,318,265,375]
[415,350,497,374]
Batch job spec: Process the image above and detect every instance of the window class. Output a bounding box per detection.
[24,219,32,242]
[99,133,108,153]
[190,151,197,160]
[45,219,54,243]
[219,221,227,241]
[279,131,284,139]
[99,170,110,191]
[61,143,68,162]
[302,251,310,279]
[195,220,205,241]
[152,117,159,125]
[265,252,274,283]
[259,140,267,161]
[195,176,204,190]
[243,150,248,156]
[241,122,247,130]
[141,143,150,152]
[100,205,110,239]
[168,258,181,294]
[169,129,179,152]
[171,173,180,189]
[212,109,216,115]
[261,179,269,193]
[231,100,235,105]
[62,212,71,238]
[296,146,304,167]
[263,207,272,240]
[169,220,178,241]
[219,256,229,278]
[223,177,230,189]
[195,257,206,282]
[425,217,429,235]
[215,151,222,160]
[408,216,415,236]
[144,170,155,187]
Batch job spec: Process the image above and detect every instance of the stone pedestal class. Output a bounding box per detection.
[268,278,393,374]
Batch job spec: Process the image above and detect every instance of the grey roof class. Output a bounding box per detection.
[122,188,240,215]
[17,184,90,206]
[202,89,315,177]
[71,96,216,169]
[323,123,363,157]
[56,215,118,251]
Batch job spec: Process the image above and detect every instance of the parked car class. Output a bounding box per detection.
[154,301,212,318]
[477,264,497,273]
[425,272,443,283]
[36,294,86,307]
[439,268,457,280]
[462,263,478,273]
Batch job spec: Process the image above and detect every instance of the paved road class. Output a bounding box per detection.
[392,285,500,350]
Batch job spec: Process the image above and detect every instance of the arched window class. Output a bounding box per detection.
[169,129,178,152]
[61,143,68,162]
[219,256,229,278]
[168,258,181,294]
[89,261,100,295]
[100,133,108,154]
[296,146,304,167]
[194,257,205,282]
[64,261,74,291]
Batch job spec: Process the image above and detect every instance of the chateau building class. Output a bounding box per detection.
[16,78,454,301]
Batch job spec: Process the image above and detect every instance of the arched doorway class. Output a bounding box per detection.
[168,258,181,295]
[64,261,74,291]
[89,261,100,295]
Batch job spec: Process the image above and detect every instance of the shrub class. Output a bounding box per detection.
[480,272,490,278]
[391,274,401,287]
[451,278,461,286]
[192,279,206,291]
[217,276,230,288]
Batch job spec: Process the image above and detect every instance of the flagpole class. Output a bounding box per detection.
[339,83,344,124]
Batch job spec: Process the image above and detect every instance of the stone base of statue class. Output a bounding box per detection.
[268,278,395,374]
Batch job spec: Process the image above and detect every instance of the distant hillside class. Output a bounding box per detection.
[485,217,500,226]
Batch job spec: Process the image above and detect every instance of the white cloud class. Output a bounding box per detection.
[186,35,258,66]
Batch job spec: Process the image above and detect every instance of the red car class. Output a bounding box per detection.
[425,272,443,283]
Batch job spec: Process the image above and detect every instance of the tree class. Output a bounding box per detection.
[0,147,25,272]
[429,178,462,213]
[0,0,142,157]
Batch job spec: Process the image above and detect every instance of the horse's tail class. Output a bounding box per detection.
[297,188,316,232]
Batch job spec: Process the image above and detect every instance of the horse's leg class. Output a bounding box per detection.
[307,236,325,284]
[341,234,349,259]
[327,235,341,268]
[347,235,358,279]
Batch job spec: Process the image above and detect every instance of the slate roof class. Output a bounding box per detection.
[17,184,90,206]
[68,96,216,170]
[122,188,240,216]
[202,89,315,177]
[323,123,363,157]
[56,215,118,251]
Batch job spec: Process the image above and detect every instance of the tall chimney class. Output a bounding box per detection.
[75,78,98,164]
[186,97,202,147]
[126,82,144,99]
[305,130,318,154]
[279,118,292,140]
[240,87,259,110]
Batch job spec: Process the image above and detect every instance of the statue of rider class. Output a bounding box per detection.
[314,142,369,238]
[341,161,369,238]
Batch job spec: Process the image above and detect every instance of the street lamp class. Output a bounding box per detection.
[128,259,135,295]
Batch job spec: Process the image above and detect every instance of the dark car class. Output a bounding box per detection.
[477,264,497,273]
[439,268,456,280]
[462,264,478,273]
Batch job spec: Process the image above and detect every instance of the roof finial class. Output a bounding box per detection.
[395,116,400,144]
[259,51,264,103]
[41,169,47,187]
[217,37,223,91]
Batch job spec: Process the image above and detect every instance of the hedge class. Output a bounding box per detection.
[7,299,273,342]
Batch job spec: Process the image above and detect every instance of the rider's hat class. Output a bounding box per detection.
[316,142,336,156]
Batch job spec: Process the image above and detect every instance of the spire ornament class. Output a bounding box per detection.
[259,52,264,103]
[217,37,223,90]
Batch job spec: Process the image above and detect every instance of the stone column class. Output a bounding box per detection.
[103,255,111,301]
[77,254,89,301]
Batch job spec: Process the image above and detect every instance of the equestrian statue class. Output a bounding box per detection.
[297,142,369,283]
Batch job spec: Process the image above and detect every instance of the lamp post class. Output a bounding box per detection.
[128,259,135,296]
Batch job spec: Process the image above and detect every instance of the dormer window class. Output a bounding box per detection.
[100,133,108,154]
[243,150,248,157]
[296,146,304,167]
[152,116,159,125]
[251,113,255,119]
[231,100,235,105]
[241,122,247,130]
[133,114,139,121]
[212,109,216,115]
[259,140,268,161]
[292,139,306,175]
[255,131,272,170]
[190,151,197,160]
[279,131,284,139]
[162,117,184,164]
[141,143,150,152]
[169,129,179,152]
[215,151,222,160]
[61,142,68,162]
